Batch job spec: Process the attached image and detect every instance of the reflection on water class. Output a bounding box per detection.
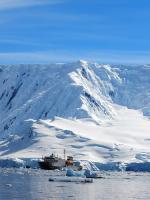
[0,169,150,200]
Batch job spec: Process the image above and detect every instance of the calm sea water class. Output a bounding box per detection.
[0,168,150,200]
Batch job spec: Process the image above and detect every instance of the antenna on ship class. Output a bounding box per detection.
[64,149,66,160]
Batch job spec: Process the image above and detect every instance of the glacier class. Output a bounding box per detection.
[0,60,150,170]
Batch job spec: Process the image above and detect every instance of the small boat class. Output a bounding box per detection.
[49,176,93,183]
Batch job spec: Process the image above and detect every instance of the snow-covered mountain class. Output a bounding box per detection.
[0,60,150,168]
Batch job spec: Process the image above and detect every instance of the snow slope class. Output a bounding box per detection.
[0,60,150,169]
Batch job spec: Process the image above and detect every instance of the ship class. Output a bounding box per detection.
[38,153,82,170]
[38,153,66,170]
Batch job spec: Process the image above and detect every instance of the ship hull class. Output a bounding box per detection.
[38,159,66,170]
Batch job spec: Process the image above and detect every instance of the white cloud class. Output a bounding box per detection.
[0,51,73,64]
[0,0,63,10]
[0,51,150,64]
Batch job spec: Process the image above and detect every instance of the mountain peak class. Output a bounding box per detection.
[76,59,89,67]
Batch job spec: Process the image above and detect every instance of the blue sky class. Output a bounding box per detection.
[0,0,150,64]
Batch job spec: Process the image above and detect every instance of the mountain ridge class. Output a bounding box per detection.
[0,60,150,165]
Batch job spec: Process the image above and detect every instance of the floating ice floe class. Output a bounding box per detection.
[49,176,93,183]
[66,168,103,179]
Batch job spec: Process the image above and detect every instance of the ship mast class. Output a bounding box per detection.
[64,149,66,160]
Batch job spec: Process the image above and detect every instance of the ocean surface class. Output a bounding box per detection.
[0,168,150,200]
